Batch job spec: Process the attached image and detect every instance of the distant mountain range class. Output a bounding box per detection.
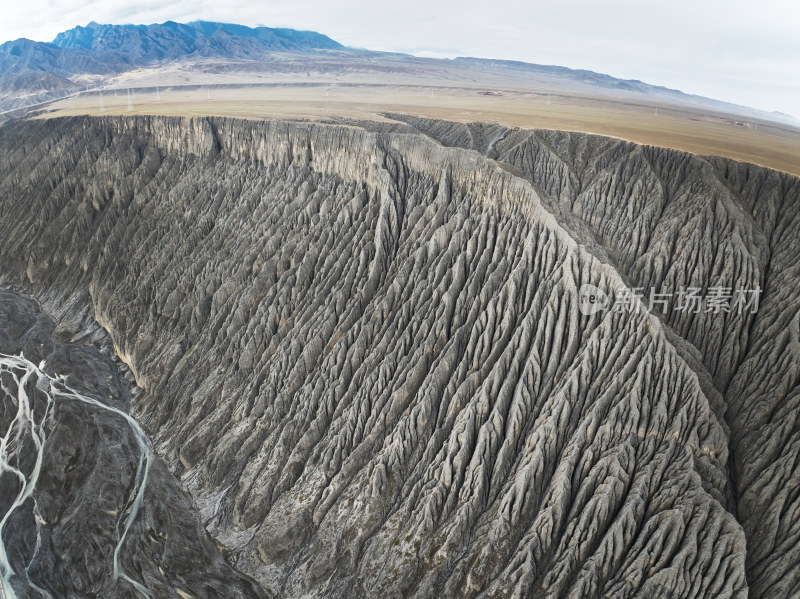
[0,20,795,127]
[1,21,342,78]
[0,21,343,112]
[52,20,343,61]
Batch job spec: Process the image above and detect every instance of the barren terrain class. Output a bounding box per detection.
[33,56,800,177]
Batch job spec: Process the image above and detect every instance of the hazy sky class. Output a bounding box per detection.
[3,0,799,116]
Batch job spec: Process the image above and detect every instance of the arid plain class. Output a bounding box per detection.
[35,54,800,176]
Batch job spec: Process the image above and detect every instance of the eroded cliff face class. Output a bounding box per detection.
[0,115,797,598]
[380,113,800,598]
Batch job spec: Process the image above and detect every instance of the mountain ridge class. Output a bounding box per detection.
[51,20,343,58]
[0,21,343,79]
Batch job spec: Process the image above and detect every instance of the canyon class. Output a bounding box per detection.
[0,115,798,597]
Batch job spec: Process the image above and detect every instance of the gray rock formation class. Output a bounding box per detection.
[0,115,798,598]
